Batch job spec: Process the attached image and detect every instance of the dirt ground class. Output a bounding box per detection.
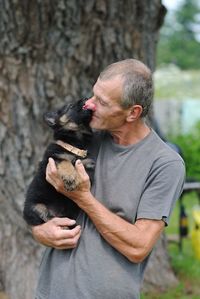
[0,292,9,299]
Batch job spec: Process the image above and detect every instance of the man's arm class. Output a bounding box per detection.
[45,158,165,262]
[71,192,164,263]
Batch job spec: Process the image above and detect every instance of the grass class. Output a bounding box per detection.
[141,192,200,299]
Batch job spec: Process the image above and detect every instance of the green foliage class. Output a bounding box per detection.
[158,35,200,69]
[157,0,200,69]
[164,192,200,298]
[176,0,198,39]
[169,121,200,180]
[142,192,200,299]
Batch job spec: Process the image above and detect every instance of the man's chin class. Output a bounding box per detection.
[89,120,101,130]
[90,123,99,129]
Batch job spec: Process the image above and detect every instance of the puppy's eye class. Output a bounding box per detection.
[60,115,69,124]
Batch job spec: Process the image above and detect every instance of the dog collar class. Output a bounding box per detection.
[56,140,88,158]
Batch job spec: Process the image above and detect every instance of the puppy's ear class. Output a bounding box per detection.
[43,112,57,127]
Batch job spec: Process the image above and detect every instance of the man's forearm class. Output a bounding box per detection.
[76,192,164,263]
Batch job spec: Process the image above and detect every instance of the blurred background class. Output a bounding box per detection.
[0,1,200,298]
[149,1,200,298]
[154,0,200,191]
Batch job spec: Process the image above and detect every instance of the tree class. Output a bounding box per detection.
[0,1,175,298]
[176,0,200,40]
[157,0,200,69]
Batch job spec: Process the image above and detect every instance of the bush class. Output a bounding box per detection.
[170,121,200,180]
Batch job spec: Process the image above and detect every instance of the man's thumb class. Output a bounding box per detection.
[75,159,87,176]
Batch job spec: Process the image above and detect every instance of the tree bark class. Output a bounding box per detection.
[142,234,178,293]
[0,1,175,298]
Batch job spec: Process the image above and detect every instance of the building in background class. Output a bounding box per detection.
[154,99,200,136]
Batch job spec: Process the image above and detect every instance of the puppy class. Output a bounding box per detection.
[23,98,94,226]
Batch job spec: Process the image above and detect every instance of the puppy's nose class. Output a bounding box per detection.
[83,98,96,111]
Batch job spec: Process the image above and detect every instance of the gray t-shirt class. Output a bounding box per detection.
[35,130,185,299]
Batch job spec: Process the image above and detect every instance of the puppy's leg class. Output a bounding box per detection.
[33,203,56,222]
[81,158,95,170]
[57,160,81,191]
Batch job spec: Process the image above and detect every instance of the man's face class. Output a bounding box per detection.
[85,77,130,131]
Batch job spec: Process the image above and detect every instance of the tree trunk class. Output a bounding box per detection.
[0,1,175,298]
[142,234,178,293]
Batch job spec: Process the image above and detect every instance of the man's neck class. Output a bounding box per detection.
[110,121,151,146]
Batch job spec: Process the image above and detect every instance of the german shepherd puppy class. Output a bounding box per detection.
[23,98,94,226]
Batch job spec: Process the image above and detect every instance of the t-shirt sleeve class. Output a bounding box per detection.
[136,159,185,225]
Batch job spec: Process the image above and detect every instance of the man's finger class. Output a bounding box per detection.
[55,228,82,249]
[53,217,76,227]
[75,159,88,177]
[48,157,57,172]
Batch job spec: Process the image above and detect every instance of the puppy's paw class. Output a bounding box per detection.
[57,160,80,191]
[61,175,79,191]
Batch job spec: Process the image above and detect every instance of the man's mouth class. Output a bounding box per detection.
[82,104,88,110]
[92,114,98,120]
[82,104,97,119]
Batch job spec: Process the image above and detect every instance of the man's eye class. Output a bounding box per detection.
[98,98,107,106]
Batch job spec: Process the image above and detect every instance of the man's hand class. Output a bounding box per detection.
[32,217,81,249]
[46,157,91,205]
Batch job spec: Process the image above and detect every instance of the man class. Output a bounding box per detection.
[32,59,185,299]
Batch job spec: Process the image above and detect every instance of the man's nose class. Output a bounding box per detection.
[83,98,96,111]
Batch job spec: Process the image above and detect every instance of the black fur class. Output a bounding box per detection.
[23,98,94,226]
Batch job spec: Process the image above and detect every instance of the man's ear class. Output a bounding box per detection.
[126,105,143,122]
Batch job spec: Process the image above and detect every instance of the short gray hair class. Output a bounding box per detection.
[99,59,153,117]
